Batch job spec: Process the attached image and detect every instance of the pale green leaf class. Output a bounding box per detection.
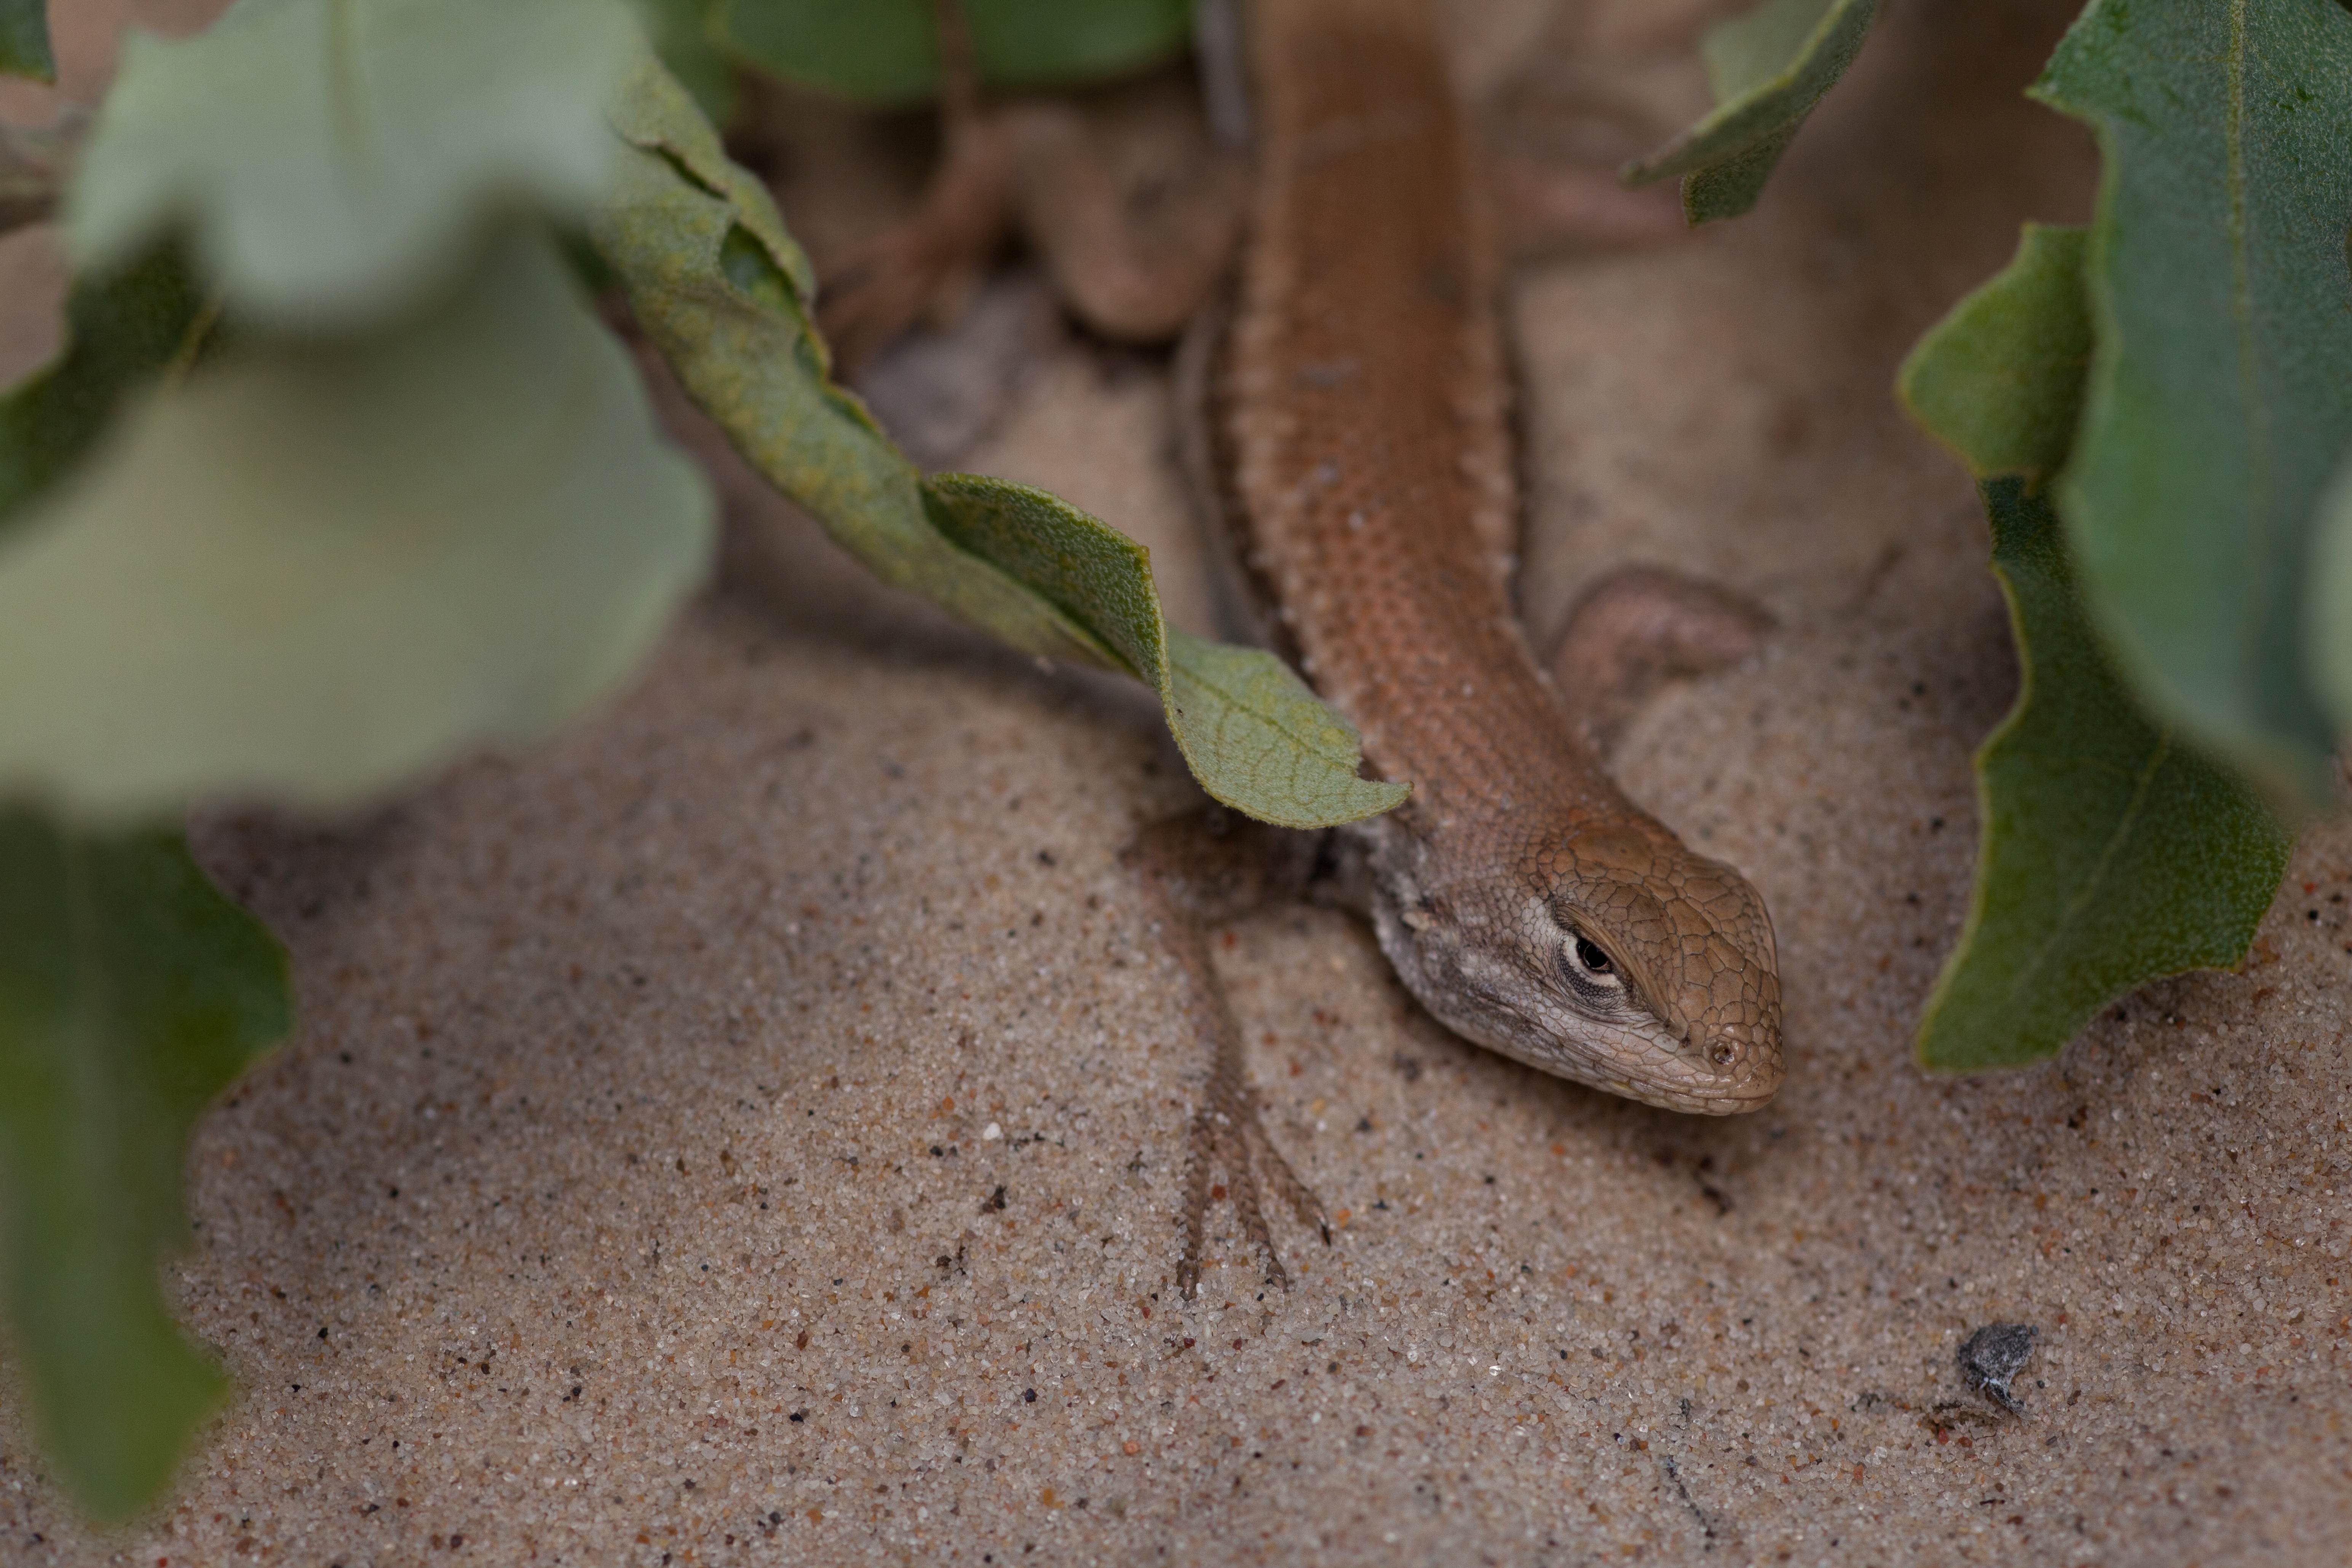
[0,246,206,534]
[0,230,715,821]
[713,0,1192,107]
[590,51,1403,828]
[2033,0,2352,809]
[65,0,636,329]
[0,0,51,83]
[0,811,290,1520]
[1622,0,1876,223]
[1899,223,2288,1072]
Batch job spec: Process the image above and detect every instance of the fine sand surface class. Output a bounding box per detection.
[5,2,2350,1563]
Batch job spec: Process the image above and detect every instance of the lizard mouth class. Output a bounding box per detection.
[1432,969,1779,1115]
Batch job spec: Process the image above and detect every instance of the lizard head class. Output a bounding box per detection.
[1369,816,1783,1115]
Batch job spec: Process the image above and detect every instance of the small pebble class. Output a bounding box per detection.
[1959,1323,2040,1412]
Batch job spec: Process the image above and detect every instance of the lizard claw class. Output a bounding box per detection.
[1130,810,1329,1298]
[1176,1062,1326,1298]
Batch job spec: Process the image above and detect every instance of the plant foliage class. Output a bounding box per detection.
[2314,452,2352,728]
[0,230,715,822]
[1874,0,2352,1067]
[588,48,1405,827]
[0,0,2343,1528]
[0,2,1397,1517]
[1643,0,2331,1064]
[65,0,637,329]
[0,814,289,1522]
[1623,0,1876,222]
[0,0,51,83]
[0,247,204,530]
[624,0,739,123]
[714,0,1193,106]
[2031,0,2352,810]
[1900,225,2288,1070]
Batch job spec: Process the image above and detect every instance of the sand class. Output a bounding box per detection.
[3,1,2349,1563]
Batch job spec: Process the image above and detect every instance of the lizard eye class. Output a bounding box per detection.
[1559,931,1624,998]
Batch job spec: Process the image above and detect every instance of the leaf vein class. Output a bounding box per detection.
[2000,727,2175,1007]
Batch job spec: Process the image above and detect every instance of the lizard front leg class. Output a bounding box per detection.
[1543,565,1776,754]
[1122,810,1328,1297]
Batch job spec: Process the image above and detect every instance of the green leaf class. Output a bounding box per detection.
[712,0,1191,107]
[624,0,737,125]
[1901,224,2091,490]
[1918,480,2290,1071]
[2031,0,2352,809]
[1622,0,1876,223]
[1899,223,2289,1072]
[928,477,1409,828]
[0,229,715,822]
[0,246,206,536]
[0,811,291,1521]
[589,51,1403,828]
[0,0,52,83]
[588,59,1059,653]
[2311,452,2352,731]
[65,0,637,329]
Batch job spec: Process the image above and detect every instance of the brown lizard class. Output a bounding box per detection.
[1144,0,1781,1293]
[814,0,1785,1293]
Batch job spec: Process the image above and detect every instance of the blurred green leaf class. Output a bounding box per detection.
[1900,223,2288,1072]
[0,229,714,821]
[0,811,291,1521]
[713,0,1191,107]
[66,0,636,329]
[0,246,206,535]
[591,51,1403,827]
[624,0,737,125]
[2311,453,2352,734]
[2032,0,2352,809]
[1623,0,1875,223]
[0,0,51,83]
[590,54,1043,647]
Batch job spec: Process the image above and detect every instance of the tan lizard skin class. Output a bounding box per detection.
[1194,0,1785,1118]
